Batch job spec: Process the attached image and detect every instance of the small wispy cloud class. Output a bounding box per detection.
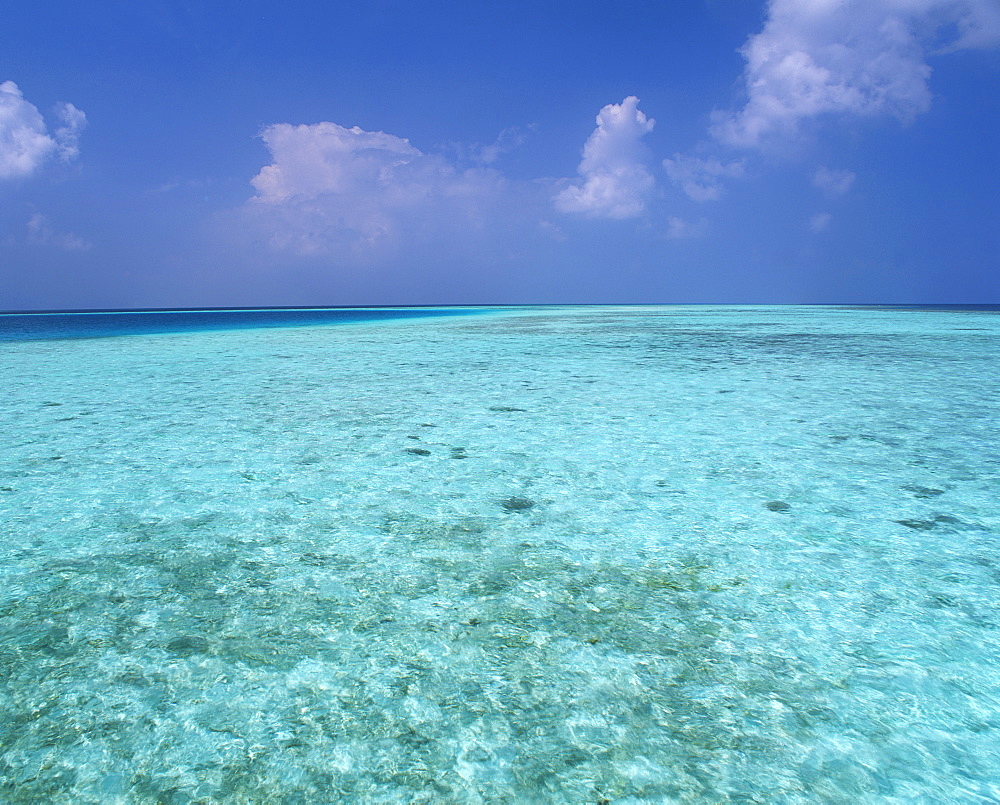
[152,177,212,194]
[809,212,832,233]
[667,216,708,239]
[442,125,533,167]
[812,167,856,196]
[538,219,568,242]
[663,154,744,202]
[52,101,86,162]
[554,96,656,219]
[27,212,92,250]
[0,81,86,180]
[476,126,531,165]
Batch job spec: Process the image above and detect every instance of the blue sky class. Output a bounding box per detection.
[1,0,998,309]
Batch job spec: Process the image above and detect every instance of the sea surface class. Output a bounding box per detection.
[1,305,998,803]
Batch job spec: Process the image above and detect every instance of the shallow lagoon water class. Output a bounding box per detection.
[1,305,998,802]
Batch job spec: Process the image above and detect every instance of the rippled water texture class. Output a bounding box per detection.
[1,305,998,802]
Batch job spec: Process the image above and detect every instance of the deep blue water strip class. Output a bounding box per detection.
[3,304,997,343]
[0,307,490,342]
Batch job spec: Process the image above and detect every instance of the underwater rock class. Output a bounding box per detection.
[901,485,945,499]
[896,514,962,531]
[501,496,536,511]
[896,518,935,530]
[765,500,791,512]
[32,625,70,653]
[166,635,209,656]
[450,447,468,459]
[405,448,431,456]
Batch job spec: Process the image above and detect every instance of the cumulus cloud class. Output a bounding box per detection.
[251,122,420,205]
[0,81,85,179]
[245,120,521,258]
[26,212,92,251]
[813,166,856,195]
[712,0,1000,148]
[554,96,656,219]
[663,154,745,201]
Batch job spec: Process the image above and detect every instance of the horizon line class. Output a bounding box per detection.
[4,302,1000,315]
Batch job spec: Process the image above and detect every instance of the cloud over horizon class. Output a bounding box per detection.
[243,120,536,260]
[711,0,1000,148]
[554,96,656,219]
[241,99,664,263]
[0,81,86,180]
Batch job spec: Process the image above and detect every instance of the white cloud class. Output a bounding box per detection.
[26,212,92,251]
[554,96,656,219]
[243,103,659,262]
[0,81,85,180]
[245,120,520,258]
[809,211,833,232]
[943,0,1000,50]
[663,154,745,201]
[712,0,1000,148]
[813,166,856,195]
[52,102,86,161]
[251,122,421,205]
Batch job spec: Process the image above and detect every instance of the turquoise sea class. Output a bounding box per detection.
[1,305,998,803]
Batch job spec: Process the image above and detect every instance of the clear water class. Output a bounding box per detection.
[1,305,998,803]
